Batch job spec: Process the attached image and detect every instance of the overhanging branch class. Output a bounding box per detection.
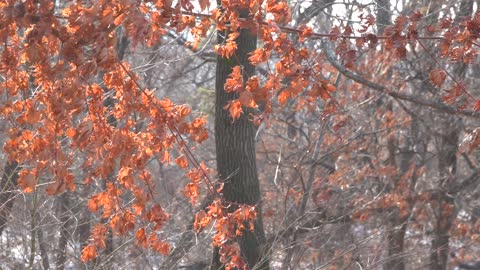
[322,42,480,118]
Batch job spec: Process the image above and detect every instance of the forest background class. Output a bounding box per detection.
[1,0,480,269]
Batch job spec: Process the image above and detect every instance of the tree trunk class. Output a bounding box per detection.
[376,3,406,265]
[384,103,416,270]
[0,161,19,236]
[56,192,71,270]
[430,195,455,270]
[37,213,50,270]
[430,120,459,270]
[212,6,269,270]
[386,221,407,270]
[430,3,471,268]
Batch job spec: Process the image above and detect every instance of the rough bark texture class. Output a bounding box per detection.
[430,68,462,270]
[430,122,458,270]
[430,2,471,268]
[383,103,407,270]
[212,7,269,270]
[386,220,407,270]
[0,161,19,236]
[56,192,71,270]
[36,213,50,270]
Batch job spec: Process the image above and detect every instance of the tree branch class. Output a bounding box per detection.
[322,42,480,118]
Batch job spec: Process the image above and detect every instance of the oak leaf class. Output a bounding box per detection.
[114,13,126,26]
[224,100,243,120]
[184,183,199,204]
[239,91,257,108]
[175,155,189,168]
[430,69,447,87]
[18,171,36,193]
[46,179,66,195]
[136,228,148,247]
[81,245,97,262]
[194,210,212,232]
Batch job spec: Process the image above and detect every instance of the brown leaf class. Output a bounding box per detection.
[474,100,480,111]
[429,69,447,87]
[174,155,189,169]
[194,210,211,232]
[239,91,257,108]
[81,245,97,262]
[114,13,126,26]
[46,179,66,195]
[18,171,37,193]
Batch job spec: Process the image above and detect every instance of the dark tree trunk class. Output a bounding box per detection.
[386,221,407,270]
[0,161,19,236]
[430,3,471,268]
[384,103,415,270]
[56,192,71,270]
[430,121,459,270]
[37,213,50,270]
[212,6,269,270]
[430,195,455,270]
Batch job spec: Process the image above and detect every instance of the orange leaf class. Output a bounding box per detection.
[22,130,34,140]
[117,167,133,188]
[136,228,148,247]
[239,91,257,108]
[26,108,41,124]
[18,171,36,193]
[149,235,171,255]
[46,179,66,195]
[158,98,174,112]
[225,66,243,93]
[88,195,100,212]
[298,25,313,42]
[147,204,169,229]
[184,183,199,204]
[277,90,290,105]
[65,127,76,138]
[194,210,212,232]
[324,82,336,92]
[223,100,243,120]
[114,13,126,26]
[249,48,269,65]
[474,100,480,111]
[155,241,171,255]
[430,69,447,87]
[175,155,189,168]
[160,151,171,164]
[81,245,97,262]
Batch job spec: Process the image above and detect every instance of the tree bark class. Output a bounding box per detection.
[0,161,19,236]
[430,118,459,270]
[56,192,71,270]
[212,6,269,270]
[386,219,407,270]
[384,102,415,270]
[37,213,50,270]
[430,3,471,268]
